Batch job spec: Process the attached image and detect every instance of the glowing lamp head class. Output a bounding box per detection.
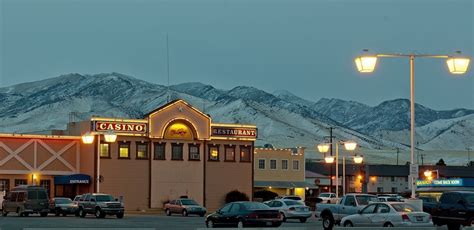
[357,175,363,180]
[424,170,432,178]
[104,130,117,143]
[81,132,95,144]
[355,55,377,73]
[325,156,335,164]
[353,155,364,164]
[344,141,357,151]
[32,174,37,180]
[447,57,470,74]
[318,143,330,153]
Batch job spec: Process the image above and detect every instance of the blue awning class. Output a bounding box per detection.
[54,174,91,185]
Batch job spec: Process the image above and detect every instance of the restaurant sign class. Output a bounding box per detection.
[211,126,257,138]
[93,121,147,135]
[416,179,464,187]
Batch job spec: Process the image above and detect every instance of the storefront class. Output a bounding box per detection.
[0,99,257,211]
[416,178,474,200]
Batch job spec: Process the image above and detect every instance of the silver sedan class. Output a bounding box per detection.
[341,202,433,227]
[264,199,312,223]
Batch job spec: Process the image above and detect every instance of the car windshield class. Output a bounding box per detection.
[181,199,199,205]
[95,195,114,202]
[285,196,301,200]
[56,198,73,204]
[319,194,330,197]
[463,194,474,204]
[355,195,378,205]
[242,202,269,210]
[391,204,416,212]
[284,200,303,206]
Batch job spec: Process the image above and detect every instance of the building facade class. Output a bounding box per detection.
[0,100,257,211]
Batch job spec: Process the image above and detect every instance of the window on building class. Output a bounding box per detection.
[118,142,130,159]
[153,143,166,160]
[0,179,9,192]
[270,159,277,169]
[15,179,27,186]
[136,142,149,159]
[40,180,51,198]
[100,143,110,158]
[391,187,398,193]
[225,145,235,162]
[391,176,395,182]
[208,145,219,161]
[258,159,265,169]
[281,160,288,170]
[292,160,300,170]
[171,143,183,160]
[377,187,384,193]
[240,146,251,162]
[189,144,200,161]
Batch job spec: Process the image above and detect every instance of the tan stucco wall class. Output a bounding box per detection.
[254,148,305,182]
[205,140,253,211]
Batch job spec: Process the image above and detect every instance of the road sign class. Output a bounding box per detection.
[410,164,419,178]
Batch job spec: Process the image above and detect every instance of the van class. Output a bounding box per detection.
[1,185,49,217]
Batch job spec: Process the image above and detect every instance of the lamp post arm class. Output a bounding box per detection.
[376,54,450,59]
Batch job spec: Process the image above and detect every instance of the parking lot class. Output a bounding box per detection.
[0,213,322,230]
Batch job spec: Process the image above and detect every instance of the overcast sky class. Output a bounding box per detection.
[0,0,472,110]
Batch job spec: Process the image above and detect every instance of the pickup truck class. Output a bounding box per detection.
[315,193,378,230]
[428,191,474,230]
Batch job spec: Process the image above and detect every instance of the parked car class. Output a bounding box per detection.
[318,193,338,204]
[77,193,124,218]
[164,199,207,217]
[49,197,79,216]
[1,185,49,217]
[315,193,379,230]
[205,201,282,228]
[378,196,402,202]
[264,199,312,222]
[428,191,474,230]
[277,195,303,201]
[341,202,433,227]
[73,195,82,205]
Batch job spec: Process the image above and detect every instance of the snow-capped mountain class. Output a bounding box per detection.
[1,73,473,152]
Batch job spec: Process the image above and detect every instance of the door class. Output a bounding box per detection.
[215,203,233,225]
[356,204,377,227]
[228,203,242,225]
[370,204,390,226]
[341,196,358,218]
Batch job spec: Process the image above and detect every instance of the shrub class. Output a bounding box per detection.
[253,190,278,202]
[225,190,250,203]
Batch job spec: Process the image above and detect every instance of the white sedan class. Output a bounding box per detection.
[264,199,312,223]
[341,202,433,227]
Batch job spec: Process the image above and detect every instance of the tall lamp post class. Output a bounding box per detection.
[318,141,359,198]
[82,130,117,193]
[355,50,470,199]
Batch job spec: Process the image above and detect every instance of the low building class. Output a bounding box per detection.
[0,99,257,211]
[254,147,315,200]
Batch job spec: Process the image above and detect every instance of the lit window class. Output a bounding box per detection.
[189,144,200,161]
[270,159,277,169]
[119,142,130,158]
[136,142,148,159]
[281,160,288,170]
[100,143,110,158]
[292,160,299,170]
[225,145,235,162]
[0,179,10,192]
[258,159,265,169]
[240,146,251,162]
[154,143,165,160]
[209,145,219,161]
[171,143,183,160]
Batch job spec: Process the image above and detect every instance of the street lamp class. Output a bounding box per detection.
[82,130,117,193]
[424,170,439,180]
[355,49,470,199]
[318,140,360,198]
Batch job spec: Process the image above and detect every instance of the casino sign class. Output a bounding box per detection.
[92,120,148,135]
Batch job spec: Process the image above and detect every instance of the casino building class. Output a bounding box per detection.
[0,99,257,211]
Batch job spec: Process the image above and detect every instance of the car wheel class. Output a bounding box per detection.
[237,220,244,228]
[79,208,86,218]
[299,217,307,223]
[206,220,215,228]
[322,214,334,230]
[75,210,80,217]
[182,209,188,217]
[447,223,461,230]
[55,208,61,216]
[116,213,124,219]
[40,212,47,217]
[165,209,171,216]
[344,221,354,227]
[384,222,394,227]
[2,207,8,217]
[24,213,29,217]
[62,212,67,217]
[199,213,205,217]
[95,208,105,218]
[17,208,22,217]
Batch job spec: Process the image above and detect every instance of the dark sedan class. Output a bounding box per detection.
[205,201,282,228]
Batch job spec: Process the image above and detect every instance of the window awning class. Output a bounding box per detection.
[254,180,318,189]
[54,174,91,185]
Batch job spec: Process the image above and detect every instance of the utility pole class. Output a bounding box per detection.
[326,127,335,194]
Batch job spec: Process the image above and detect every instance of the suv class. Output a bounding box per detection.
[2,185,49,217]
[430,191,474,230]
[77,193,124,218]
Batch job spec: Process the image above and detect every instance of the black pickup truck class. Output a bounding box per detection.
[428,191,474,230]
